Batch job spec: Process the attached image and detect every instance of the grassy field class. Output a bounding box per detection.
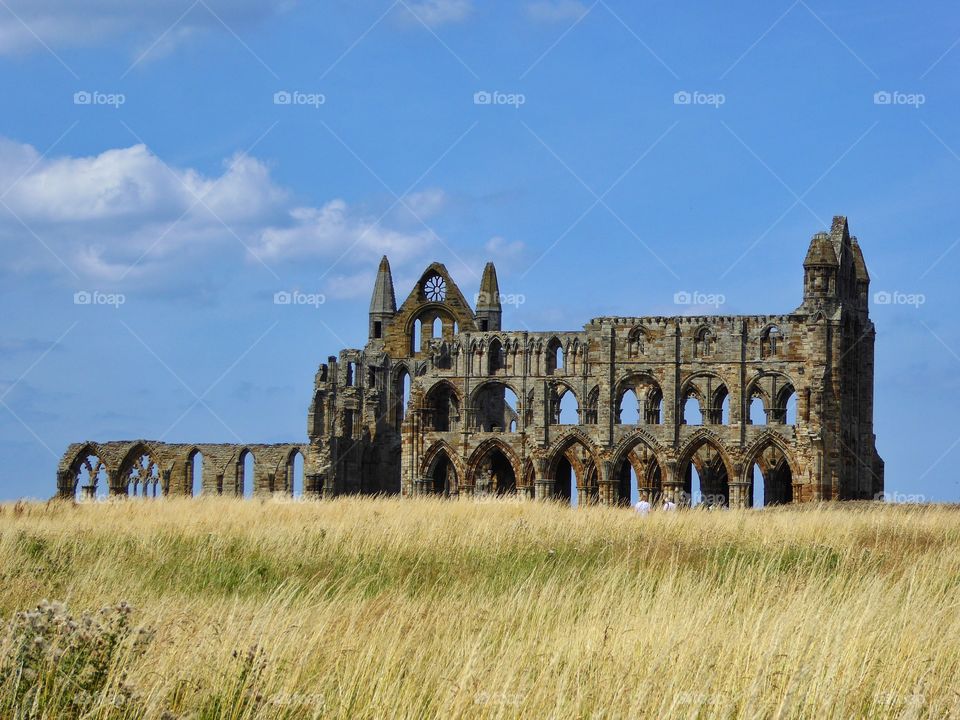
[0,498,958,719]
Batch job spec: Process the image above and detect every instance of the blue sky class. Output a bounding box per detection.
[1,0,958,501]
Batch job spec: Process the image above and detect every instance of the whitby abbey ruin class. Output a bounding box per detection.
[57,216,883,508]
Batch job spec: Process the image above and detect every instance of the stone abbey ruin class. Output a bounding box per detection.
[58,216,883,507]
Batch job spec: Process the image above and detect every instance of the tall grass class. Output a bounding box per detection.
[1,498,958,719]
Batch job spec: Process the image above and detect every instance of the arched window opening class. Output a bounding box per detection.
[288,450,305,497]
[345,362,354,387]
[618,389,640,425]
[785,393,798,425]
[488,338,506,375]
[749,395,767,425]
[627,328,644,357]
[553,386,579,425]
[721,394,731,424]
[240,450,255,498]
[74,453,108,501]
[125,453,160,498]
[472,382,516,432]
[707,385,729,425]
[453,321,459,335]
[694,328,715,358]
[682,395,703,425]
[431,317,441,339]
[426,383,460,432]
[761,325,782,358]
[412,319,422,355]
[189,450,203,497]
[546,337,564,374]
[394,369,411,427]
[772,384,796,424]
[644,386,663,425]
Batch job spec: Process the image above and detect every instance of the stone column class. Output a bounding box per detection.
[728,481,750,509]
[535,478,553,500]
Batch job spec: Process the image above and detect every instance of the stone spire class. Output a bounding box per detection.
[369,256,396,340]
[474,262,502,332]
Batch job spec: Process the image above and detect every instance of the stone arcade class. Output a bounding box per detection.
[57,216,883,507]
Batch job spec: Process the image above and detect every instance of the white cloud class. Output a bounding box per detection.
[526,0,589,23]
[402,0,472,27]
[0,136,437,284]
[253,200,433,264]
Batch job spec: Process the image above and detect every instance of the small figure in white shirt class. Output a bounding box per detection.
[634,493,651,515]
[662,497,677,512]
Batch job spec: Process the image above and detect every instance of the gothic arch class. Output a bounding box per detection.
[419,440,464,495]
[117,442,164,497]
[544,429,601,479]
[465,438,523,491]
[741,431,800,481]
[676,430,735,480]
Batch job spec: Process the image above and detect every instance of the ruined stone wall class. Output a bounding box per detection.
[57,217,882,508]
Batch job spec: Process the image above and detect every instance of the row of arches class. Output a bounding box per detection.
[66,444,306,501]
[418,431,796,508]
[414,372,799,433]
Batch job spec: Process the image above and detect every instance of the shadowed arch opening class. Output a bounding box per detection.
[613,440,663,507]
[469,441,518,497]
[425,445,458,497]
[424,381,461,432]
[472,381,518,432]
[747,441,795,507]
[678,437,731,508]
[547,435,599,507]
[119,446,162,498]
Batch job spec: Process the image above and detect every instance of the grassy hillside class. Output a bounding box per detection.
[0,498,957,719]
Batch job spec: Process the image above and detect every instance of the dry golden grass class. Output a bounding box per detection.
[1,497,959,719]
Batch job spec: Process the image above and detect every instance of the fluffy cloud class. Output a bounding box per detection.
[0,136,439,284]
[252,200,433,264]
[0,0,294,56]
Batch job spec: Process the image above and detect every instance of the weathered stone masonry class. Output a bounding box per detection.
[58,216,883,507]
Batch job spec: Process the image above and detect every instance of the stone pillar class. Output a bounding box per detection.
[728,481,750,509]
[535,478,553,500]
[414,478,430,496]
